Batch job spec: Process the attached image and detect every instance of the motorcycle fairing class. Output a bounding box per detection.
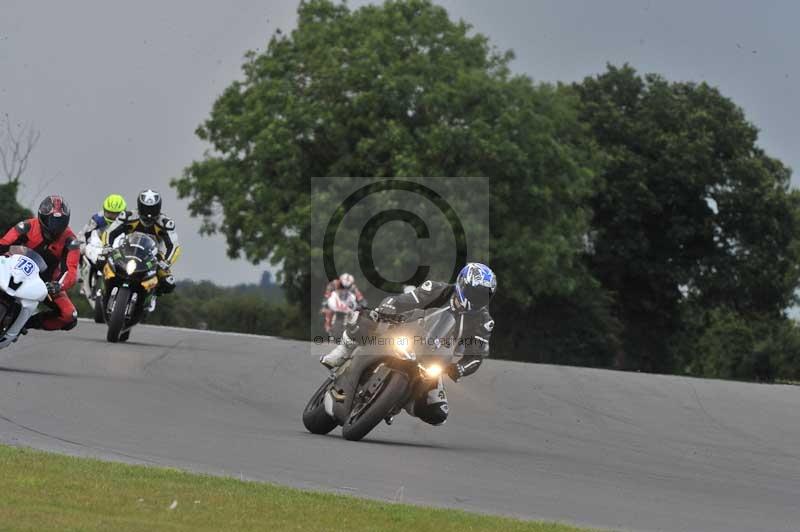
[0,253,48,348]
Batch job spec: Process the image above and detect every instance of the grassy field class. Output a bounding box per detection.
[0,444,603,532]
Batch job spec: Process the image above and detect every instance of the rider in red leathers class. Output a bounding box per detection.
[0,195,80,331]
[321,273,367,333]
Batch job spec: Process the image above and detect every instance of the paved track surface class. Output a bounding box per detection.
[1,321,799,532]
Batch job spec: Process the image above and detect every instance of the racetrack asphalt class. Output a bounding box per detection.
[1,321,799,532]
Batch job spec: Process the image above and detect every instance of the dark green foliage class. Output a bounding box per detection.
[71,280,301,339]
[517,283,623,368]
[0,182,32,234]
[144,280,302,338]
[165,1,800,382]
[68,285,92,317]
[173,0,597,342]
[575,64,800,375]
[692,307,762,380]
[674,305,800,382]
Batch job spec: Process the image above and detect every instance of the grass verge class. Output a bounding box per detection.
[0,444,604,532]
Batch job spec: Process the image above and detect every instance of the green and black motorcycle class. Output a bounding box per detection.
[100,232,160,343]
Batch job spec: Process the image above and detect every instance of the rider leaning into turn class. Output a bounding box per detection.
[104,189,180,297]
[0,195,80,332]
[321,272,367,332]
[321,262,497,426]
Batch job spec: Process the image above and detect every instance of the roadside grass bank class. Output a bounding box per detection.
[0,445,604,532]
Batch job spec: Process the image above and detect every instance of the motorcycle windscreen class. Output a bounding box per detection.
[7,246,47,274]
[417,308,458,357]
[122,232,158,260]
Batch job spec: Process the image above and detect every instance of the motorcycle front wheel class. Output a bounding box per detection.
[106,286,131,343]
[341,371,408,441]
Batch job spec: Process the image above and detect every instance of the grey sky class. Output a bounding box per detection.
[2,1,797,285]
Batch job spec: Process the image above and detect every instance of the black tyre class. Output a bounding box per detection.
[341,371,408,441]
[93,293,105,323]
[302,379,338,435]
[106,287,130,343]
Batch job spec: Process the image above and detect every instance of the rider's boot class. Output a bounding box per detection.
[23,313,44,331]
[320,330,357,369]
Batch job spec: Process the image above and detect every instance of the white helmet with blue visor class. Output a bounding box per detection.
[454,263,497,312]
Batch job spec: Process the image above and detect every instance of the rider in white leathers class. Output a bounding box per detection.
[78,194,128,300]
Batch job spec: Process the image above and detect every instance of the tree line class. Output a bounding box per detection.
[172,0,800,381]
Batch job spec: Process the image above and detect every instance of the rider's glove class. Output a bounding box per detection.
[376,299,397,315]
[359,299,369,309]
[46,281,62,295]
[96,246,112,263]
[446,363,465,382]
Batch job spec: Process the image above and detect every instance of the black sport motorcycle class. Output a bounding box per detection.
[100,232,160,343]
[303,307,458,441]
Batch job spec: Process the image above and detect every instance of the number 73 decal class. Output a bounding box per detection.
[14,256,36,276]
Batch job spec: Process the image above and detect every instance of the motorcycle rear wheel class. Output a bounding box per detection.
[302,379,337,435]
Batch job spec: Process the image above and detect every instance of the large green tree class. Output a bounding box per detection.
[575,65,800,372]
[174,0,597,348]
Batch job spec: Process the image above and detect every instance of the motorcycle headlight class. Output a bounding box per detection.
[125,259,137,275]
[394,336,415,360]
[420,363,443,379]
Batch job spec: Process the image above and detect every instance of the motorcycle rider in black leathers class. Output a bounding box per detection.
[104,189,180,301]
[321,262,497,426]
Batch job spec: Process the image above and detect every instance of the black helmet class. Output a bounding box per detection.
[38,195,71,241]
[453,263,497,312]
[137,189,162,226]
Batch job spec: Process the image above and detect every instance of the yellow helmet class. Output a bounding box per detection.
[103,194,127,213]
[102,194,127,224]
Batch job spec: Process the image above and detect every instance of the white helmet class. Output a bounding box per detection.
[339,273,354,288]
